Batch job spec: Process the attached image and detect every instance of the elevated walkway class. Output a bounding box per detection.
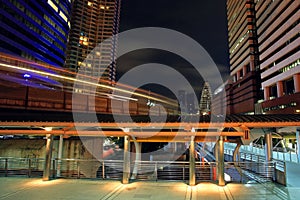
[0,177,299,200]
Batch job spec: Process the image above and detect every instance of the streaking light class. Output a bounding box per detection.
[0,63,177,107]
[23,74,31,78]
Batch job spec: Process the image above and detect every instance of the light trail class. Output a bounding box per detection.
[0,62,178,107]
[0,53,173,101]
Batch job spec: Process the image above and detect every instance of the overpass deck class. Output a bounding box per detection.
[0,109,299,186]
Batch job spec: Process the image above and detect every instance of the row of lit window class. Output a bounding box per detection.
[263,102,297,112]
[11,0,68,43]
[5,3,66,51]
[47,0,69,23]
[44,15,67,39]
[230,30,251,54]
[44,14,67,35]
[279,59,300,73]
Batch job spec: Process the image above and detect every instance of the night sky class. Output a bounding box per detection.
[116,0,229,98]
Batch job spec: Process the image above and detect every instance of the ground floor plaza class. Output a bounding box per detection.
[0,177,299,200]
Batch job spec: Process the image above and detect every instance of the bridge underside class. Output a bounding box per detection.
[0,111,300,186]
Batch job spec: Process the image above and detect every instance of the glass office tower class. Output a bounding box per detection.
[0,0,72,67]
[64,0,121,83]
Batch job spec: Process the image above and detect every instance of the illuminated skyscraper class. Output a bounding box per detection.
[199,82,211,115]
[256,0,300,114]
[225,0,262,114]
[0,0,71,67]
[226,0,300,114]
[64,0,121,83]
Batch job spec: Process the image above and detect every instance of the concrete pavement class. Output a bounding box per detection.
[0,177,299,200]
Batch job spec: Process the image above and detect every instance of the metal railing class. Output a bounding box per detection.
[0,157,278,184]
[0,157,44,177]
[224,148,287,185]
[225,143,299,163]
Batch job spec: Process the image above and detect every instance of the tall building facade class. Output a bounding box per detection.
[226,0,262,114]
[64,0,121,82]
[256,0,300,114]
[0,0,72,67]
[199,82,212,115]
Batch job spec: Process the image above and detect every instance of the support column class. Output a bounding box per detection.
[43,134,54,181]
[277,81,284,97]
[264,86,270,100]
[265,132,273,179]
[131,141,141,179]
[214,141,219,180]
[56,135,64,177]
[265,133,273,161]
[296,128,300,162]
[218,136,225,186]
[122,136,130,184]
[189,136,196,186]
[293,74,300,93]
[243,65,248,75]
[236,71,240,80]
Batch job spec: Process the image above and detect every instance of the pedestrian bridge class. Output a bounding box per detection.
[0,110,299,186]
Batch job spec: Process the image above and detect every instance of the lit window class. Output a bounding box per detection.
[88,1,92,6]
[100,5,105,9]
[47,0,58,12]
[59,11,68,22]
[79,36,89,46]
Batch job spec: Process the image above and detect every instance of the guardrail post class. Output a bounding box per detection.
[154,162,158,181]
[77,161,80,179]
[28,158,32,178]
[52,159,56,179]
[43,134,53,181]
[5,158,8,177]
[102,161,105,179]
[296,128,300,163]
[273,162,276,182]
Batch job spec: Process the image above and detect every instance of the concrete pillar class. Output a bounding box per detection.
[214,141,219,177]
[131,141,141,179]
[250,61,255,71]
[56,135,64,177]
[243,65,247,76]
[43,134,54,181]
[264,86,270,100]
[277,81,284,97]
[265,132,273,179]
[122,136,130,184]
[236,71,240,80]
[189,136,196,186]
[217,136,225,186]
[294,74,300,93]
[265,133,273,161]
[296,128,300,162]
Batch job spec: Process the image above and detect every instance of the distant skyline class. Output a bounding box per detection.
[117,0,229,98]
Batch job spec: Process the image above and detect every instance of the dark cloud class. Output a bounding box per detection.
[117,0,229,98]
